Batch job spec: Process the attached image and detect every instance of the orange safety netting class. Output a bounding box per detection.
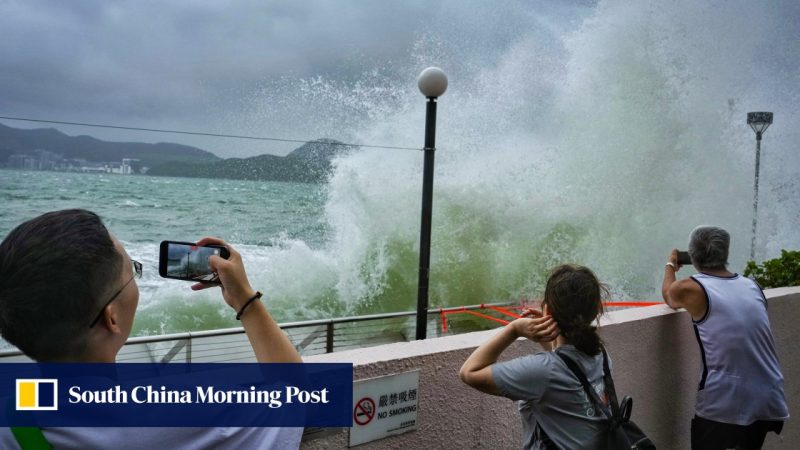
[439,301,662,333]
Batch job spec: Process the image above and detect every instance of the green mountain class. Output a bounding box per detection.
[0,122,355,183]
[147,139,356,183]
[0,122,219,169]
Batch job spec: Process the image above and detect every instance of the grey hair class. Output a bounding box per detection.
[688,226,730,270]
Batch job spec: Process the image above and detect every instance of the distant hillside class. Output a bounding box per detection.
[0,122,219,169]
[148,139,356,183]
[0,122,355,184]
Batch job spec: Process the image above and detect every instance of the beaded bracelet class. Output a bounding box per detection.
[236,291,263,320]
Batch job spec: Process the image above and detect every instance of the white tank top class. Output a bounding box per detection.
[691,273,789,425]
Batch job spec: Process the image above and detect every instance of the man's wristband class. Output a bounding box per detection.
[236,291,263,320]
[665,262,676,270]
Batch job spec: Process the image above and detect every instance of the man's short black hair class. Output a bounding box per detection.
[0,209,122,361]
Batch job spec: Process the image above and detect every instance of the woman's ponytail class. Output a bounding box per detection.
[542,265,606,356]
[562,321,601,356]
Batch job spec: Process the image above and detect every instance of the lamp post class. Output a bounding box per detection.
[416,67,448,340]
[747,111,773,261]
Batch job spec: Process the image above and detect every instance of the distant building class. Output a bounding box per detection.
[80,163,108,173]
[9,154,37,170]
[108,158,136,174]
[120,158,136,174]
[8,154,27,169]
[34,149,62,170]
[6,151,137,175]
[8,150,64,171]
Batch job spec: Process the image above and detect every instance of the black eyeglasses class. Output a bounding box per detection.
[89,259,142,328]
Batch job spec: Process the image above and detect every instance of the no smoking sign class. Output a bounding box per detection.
[350,370,419,446]
[353,397,376,425]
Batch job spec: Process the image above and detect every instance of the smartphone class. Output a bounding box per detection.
[676,251,692,266]
[159,241,230,283]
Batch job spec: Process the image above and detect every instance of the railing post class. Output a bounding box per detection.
[326,321,334,353]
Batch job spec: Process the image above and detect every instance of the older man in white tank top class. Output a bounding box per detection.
[662,226,788,450]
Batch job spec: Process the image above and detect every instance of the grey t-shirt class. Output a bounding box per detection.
[492,345,610,450]
[0,427,303,449]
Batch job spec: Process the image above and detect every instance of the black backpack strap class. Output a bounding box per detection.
[556,348,615,424]
[599,346,622,419]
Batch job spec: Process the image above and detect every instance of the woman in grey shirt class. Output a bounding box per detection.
[460,264,610,450]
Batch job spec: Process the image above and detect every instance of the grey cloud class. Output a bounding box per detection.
[0,0,589,156]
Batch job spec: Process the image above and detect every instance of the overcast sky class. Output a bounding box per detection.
[0,0,593,157]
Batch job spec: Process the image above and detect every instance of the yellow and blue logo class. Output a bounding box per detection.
[16,379,58,411]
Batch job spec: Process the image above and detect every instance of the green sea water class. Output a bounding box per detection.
[0,169,331,336]
[0,168,626,340]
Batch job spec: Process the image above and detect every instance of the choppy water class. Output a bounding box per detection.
[0,170,329,336]
[2,0,799,337]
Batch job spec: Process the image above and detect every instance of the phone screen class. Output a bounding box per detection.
[159,241,230,282]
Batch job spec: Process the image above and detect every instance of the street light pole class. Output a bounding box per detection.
[416,67,448,340]
[747,112,773,261]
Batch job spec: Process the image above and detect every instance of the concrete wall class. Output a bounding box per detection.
[302,287,800,449]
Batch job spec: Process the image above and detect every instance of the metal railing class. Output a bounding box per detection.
[0,303,513,363]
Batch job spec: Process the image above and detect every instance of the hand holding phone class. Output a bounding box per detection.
[159,241,231,284]
[189,237,257,312]
[677,251,692,266]
[162,238,299,363]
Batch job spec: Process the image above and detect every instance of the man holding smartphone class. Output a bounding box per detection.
[661,225,788,450]
[0,209,303,449]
